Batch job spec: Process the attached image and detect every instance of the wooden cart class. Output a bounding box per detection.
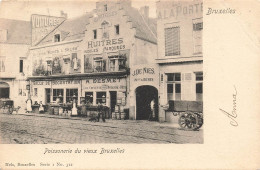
[165,100,203,130]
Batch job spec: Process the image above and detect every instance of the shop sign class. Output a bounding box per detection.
[157,1,203,19]
[84,38,125,53]
[32,46,78,57]
[32,80,81,86]
[85,78,122,84]
[131,65,159,84]
[31,14,65,45]
[84,85,126,90]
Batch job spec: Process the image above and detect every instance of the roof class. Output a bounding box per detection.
[37,13,90,46]
[123,6,157,44]
[0,18,31,44]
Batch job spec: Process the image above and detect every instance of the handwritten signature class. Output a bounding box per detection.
[219,86,238,126]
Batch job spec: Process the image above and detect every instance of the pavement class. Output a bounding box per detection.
[0,112,203,144]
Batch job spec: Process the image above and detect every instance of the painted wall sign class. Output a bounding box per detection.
[132,67,155,76]
[32,46,78,57]
[31,15,65,45]
[157,2,203,19]
[84,38,125,53]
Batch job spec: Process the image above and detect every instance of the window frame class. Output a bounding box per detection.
[166,73,181,101]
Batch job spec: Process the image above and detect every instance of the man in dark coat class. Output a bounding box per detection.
[97,103,105,122]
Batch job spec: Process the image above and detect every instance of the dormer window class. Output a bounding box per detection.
[104,4,108,11]
[54,34,60,42]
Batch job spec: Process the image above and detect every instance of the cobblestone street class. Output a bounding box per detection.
[0,113,203,144]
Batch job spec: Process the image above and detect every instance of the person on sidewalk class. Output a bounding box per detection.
[26,98,32,113]
[148,99,155,121]
[97,102,105,122]
[39,101,44,113]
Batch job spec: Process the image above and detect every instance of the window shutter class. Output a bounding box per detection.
[165,26,180,56]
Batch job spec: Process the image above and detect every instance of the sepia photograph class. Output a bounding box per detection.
[0,0,260,169]
[0,0,203,144]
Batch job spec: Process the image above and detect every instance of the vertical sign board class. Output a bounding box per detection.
[31,15,66,46]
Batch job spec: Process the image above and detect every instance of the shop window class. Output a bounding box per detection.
[93,29,97,39]
[167,73,181,101]
[115,25,120,35]
[193,18,203,54]
[53,89,64,103]
[34,88,38,97]
[0,56,5,72]
[66,89,78,103]
[45,88,51,104]
[54,34,60,42]
[165,26,180,56]
[85,92,93,104]
[19,59,24,73]
[196,72,203,101]
[96,92,106,104]
[94,58,106,72]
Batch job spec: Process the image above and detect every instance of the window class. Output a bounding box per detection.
[195,72,203,101]
[96,92,106,104]
[54,34,60,42]
[93,29,97,39]
[84,55,93,73]
[45,88,51,104]
[167,73,181,101]
[0,56,5,72]
[85,92,93,104]
[193,18,203,54]
[109,59,116,71]
[101,21,109,39]
[94,57,106,72]
[19,59,24,73]
[53,89,64,103]
[104,4,108,11]
[66,89,78,103]
[165,26,180,56]
[34,88,38,97]
[115,25,119,35]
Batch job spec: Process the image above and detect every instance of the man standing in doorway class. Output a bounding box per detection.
[149,99,155,121]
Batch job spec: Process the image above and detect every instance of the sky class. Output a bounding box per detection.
[0,0,157,21]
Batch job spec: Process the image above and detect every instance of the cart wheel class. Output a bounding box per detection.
[178,112,198,131]
[194,113,203,130]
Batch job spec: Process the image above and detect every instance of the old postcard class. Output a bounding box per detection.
[0,0,259,169]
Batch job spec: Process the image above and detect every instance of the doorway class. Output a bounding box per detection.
[110,91,117,112]
[135,85,158,121]
[0,82,10,99]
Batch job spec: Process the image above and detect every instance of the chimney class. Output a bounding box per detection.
[139,6,149,19]
[60,10,68,19]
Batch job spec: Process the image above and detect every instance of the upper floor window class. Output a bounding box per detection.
[0,56,5,72]
[94,57,106,72]
[165,26,180,56]
[54,34,60,42]
[19,59,24,73]
[115,25,120,35]
[93,29,97,39]
[104,4,108,11]
[193,18,203,54]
